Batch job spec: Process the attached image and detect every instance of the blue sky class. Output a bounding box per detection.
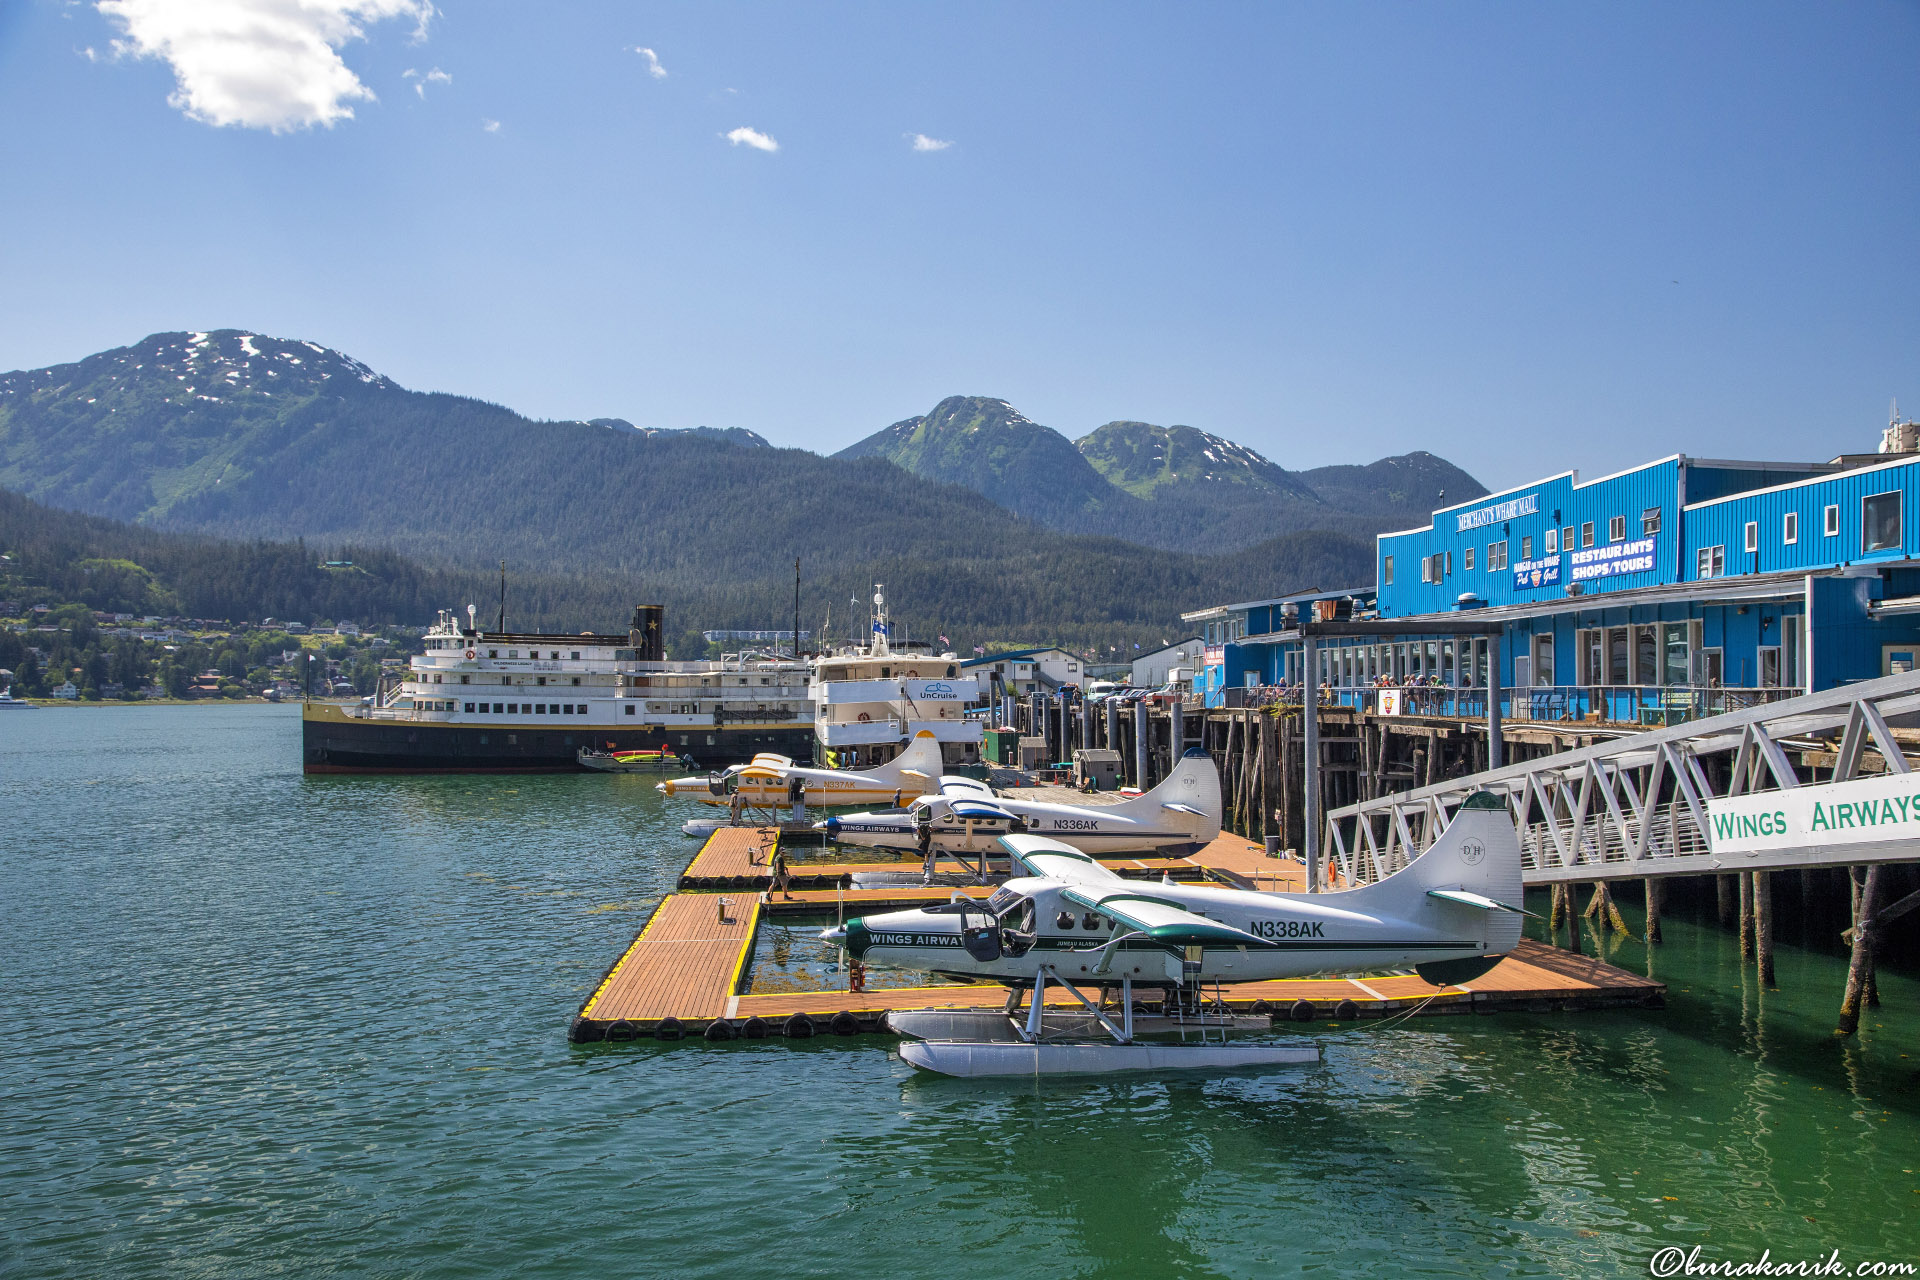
[1,1,1916,492]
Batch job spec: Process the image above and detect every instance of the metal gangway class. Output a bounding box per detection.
[1323,669,1920,888]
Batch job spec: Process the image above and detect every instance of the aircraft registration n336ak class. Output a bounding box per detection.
[820,748,1222,858]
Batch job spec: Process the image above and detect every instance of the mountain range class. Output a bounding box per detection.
[837,396,1478,549]
[0,329,1481,648]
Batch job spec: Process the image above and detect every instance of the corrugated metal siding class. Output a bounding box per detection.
[1377,459,1683,618]
[1682,457,1920,578]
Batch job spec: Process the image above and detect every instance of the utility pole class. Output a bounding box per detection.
[497,561,507,634]
[793,558,801,661]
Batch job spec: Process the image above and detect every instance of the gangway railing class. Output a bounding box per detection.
[1325,669,1920,886]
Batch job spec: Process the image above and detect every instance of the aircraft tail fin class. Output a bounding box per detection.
[1333,791,1526,965]
[1106,748,1221,841]
[872,730,942,789]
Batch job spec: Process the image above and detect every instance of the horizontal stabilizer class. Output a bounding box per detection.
[1427,888,1536,917]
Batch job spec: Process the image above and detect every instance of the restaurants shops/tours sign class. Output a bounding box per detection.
[1569,537,1655,582]
[1705,773,1920,855]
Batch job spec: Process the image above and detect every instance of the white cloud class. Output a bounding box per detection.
[725,125,777,152]
[634,46,665,78]
[403,65,450,98]
[96,0,436,132]
[481,117,500,133]
[909,133,952,152]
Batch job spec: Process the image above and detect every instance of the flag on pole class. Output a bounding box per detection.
[973,645,986,655]
[938,635,949,645]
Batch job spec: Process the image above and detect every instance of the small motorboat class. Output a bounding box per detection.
[578,745,688,773]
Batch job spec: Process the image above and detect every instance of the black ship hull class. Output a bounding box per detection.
[301,705,814,773]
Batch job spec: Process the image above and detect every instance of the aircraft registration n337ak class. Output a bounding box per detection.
[656,729,943,809]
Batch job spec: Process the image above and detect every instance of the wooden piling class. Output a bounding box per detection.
[1754,870,1775,988]
[1738,871,1755,960]
[1837,865,1883,1036]
[1644,877,1663,944]
[1717,873,1735,927]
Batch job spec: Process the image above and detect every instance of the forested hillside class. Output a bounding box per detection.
[0,330,1382,650]
[838,397,1485,549]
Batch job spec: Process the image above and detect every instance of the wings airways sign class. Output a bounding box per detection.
[1706,773,1920,854]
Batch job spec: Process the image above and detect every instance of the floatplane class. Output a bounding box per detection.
[657,729,945,835]
[819,749,1220,872]
[820,791,1527,1077]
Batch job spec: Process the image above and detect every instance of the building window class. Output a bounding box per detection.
[1563,525,1576,553]
[1580,522,1595,548]
[1463,546,1475,571]
[1784,511,1799,545]
[1697,545,1726,578]
[1445,551,1452,576]
[1520,535,1533,561]
[1486,541,1508,571]
[1863,491,1902,553]
[1744,521,1759,553]
[1642,507,1661,536]
[1825,504,1840,537]
[1544,527,1558,554]
[1609,515,1626,542]
[1382,556,1394,585]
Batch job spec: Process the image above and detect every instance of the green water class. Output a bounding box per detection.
[4,705,1917,1279]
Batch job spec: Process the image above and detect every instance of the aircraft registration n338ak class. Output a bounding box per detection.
[820,791,1529,992]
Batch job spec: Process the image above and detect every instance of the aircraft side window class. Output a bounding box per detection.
[1082,912,1103,932]
[1055,911,1075,931]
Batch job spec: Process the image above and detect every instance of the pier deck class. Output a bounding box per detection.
[569,826,1661,1043]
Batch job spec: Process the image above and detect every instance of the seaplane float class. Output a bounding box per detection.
[820,791,1527,1078]
[819,748,1221,869]
[656,730,944,836]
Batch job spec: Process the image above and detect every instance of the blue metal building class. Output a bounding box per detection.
[1185,434,1920,722]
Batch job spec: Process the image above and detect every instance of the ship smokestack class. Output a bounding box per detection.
[630,604,665,661]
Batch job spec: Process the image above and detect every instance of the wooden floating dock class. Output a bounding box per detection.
[569,828,1664,1043]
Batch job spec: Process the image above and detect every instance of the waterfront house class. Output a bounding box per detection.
[961,647,1086,697]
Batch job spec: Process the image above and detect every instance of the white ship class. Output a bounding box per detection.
[809,588,982,769]
[303,604,813,772]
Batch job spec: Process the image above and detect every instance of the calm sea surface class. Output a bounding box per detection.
[4,705,1917,1279]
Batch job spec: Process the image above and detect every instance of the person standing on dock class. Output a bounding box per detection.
[770,846,793,900]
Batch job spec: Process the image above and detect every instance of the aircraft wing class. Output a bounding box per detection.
[749,753,795,769]
[949,800,1018,822]
[1057,885,1274,948]
[999,834,1124,886]
[938,776,996,799]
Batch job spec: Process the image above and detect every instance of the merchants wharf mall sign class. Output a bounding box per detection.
[1455,493,1539,532]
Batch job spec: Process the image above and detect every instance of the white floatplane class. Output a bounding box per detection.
[818,748,1220,862]
[656,728,944,810]
[821,790,1527,1077]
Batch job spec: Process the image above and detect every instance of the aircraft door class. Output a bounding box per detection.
[959,903,1002,962]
